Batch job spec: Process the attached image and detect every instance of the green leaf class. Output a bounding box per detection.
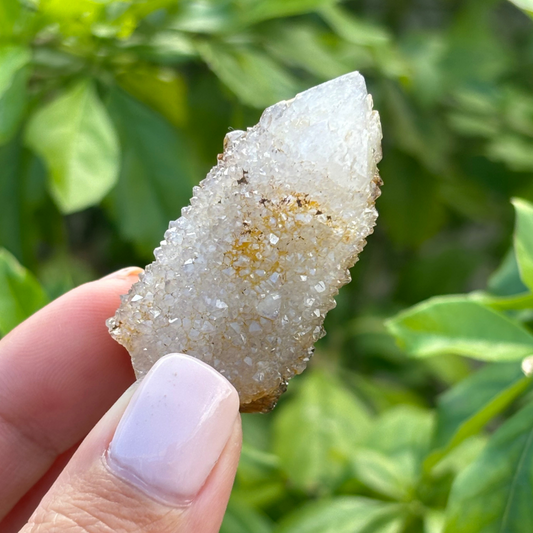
[116,64,187,128]
[236,417,289,508]
[37,0,105,36]
[0,46,30,96]
[487,248,529,297]
[443,2,509,87]
[133,31,197,64]
[266,22,351,80]
[512,198,533,292]
[0,248,49,335]
[352,448,414,500]
[476,291,533,312]
[320,4,390,47]
[0,45,30,144]
[25,79,120,214]
[276,497,405,533]
[196,41,300,108]
[171,0,335,33]
[431,436,487,478]
[232,479,286,509]
[273,371,372,493]
[241,411,272,451]
[508,0,533,18]
[487,134,533,172]
[426,363,531,470]
[363,405,434,488]
[0,0,22,38]
[105,88,198,258]
[221,499,274,533]
[38,251,95,301]
[444,402,533,533]
[386,296,533,361]
[383,84,450,174]
[169,1,239,33]
[237,443,280,485]
[243,0,336,25]
[0,137,48,264]
[0,66,28,144]
[425,509,445,533]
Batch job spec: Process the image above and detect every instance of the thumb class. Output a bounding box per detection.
[21,354,242,533]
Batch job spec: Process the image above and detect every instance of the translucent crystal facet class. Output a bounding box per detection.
[107,71,382,412]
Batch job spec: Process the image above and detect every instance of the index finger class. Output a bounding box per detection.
[0,269,140,519]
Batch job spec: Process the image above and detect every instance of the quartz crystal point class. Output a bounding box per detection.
[107,71,382,413]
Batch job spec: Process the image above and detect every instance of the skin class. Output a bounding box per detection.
[0,269,242,533]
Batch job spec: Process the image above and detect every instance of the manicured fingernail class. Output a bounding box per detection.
[107,353,239,504]
[102,267,144,281]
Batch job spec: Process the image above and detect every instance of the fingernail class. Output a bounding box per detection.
[106,353,239,505]
[102,267,144,281]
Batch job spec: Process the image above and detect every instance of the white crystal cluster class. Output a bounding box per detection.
[107,72,382,412]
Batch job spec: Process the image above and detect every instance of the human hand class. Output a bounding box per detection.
[0,268,242,533]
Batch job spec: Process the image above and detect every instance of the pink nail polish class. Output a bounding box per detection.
[102,266,144,281]
[107,353,239,504]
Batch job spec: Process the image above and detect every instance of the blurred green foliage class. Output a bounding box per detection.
[2,0,533,531]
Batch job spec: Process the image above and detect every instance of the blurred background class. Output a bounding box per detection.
[1,0,533,531]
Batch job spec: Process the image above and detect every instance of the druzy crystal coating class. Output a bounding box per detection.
[107,72,382,412]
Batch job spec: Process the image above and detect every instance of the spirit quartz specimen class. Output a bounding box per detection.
[107,71,382,412]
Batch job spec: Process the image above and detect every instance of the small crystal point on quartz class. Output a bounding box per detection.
[107,71,382,413]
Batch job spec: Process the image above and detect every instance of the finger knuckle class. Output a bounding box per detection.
[26,466,182,533]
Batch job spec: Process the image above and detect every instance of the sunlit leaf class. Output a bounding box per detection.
[425,509,445,533]
[25,79,119,214]
[0,248,49,335]
[276,497,406,533]
[444,402,533,533]
[37,0,105,36]
[512,198,533,291]
[387,296,533,361]
[116,64,187,128]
